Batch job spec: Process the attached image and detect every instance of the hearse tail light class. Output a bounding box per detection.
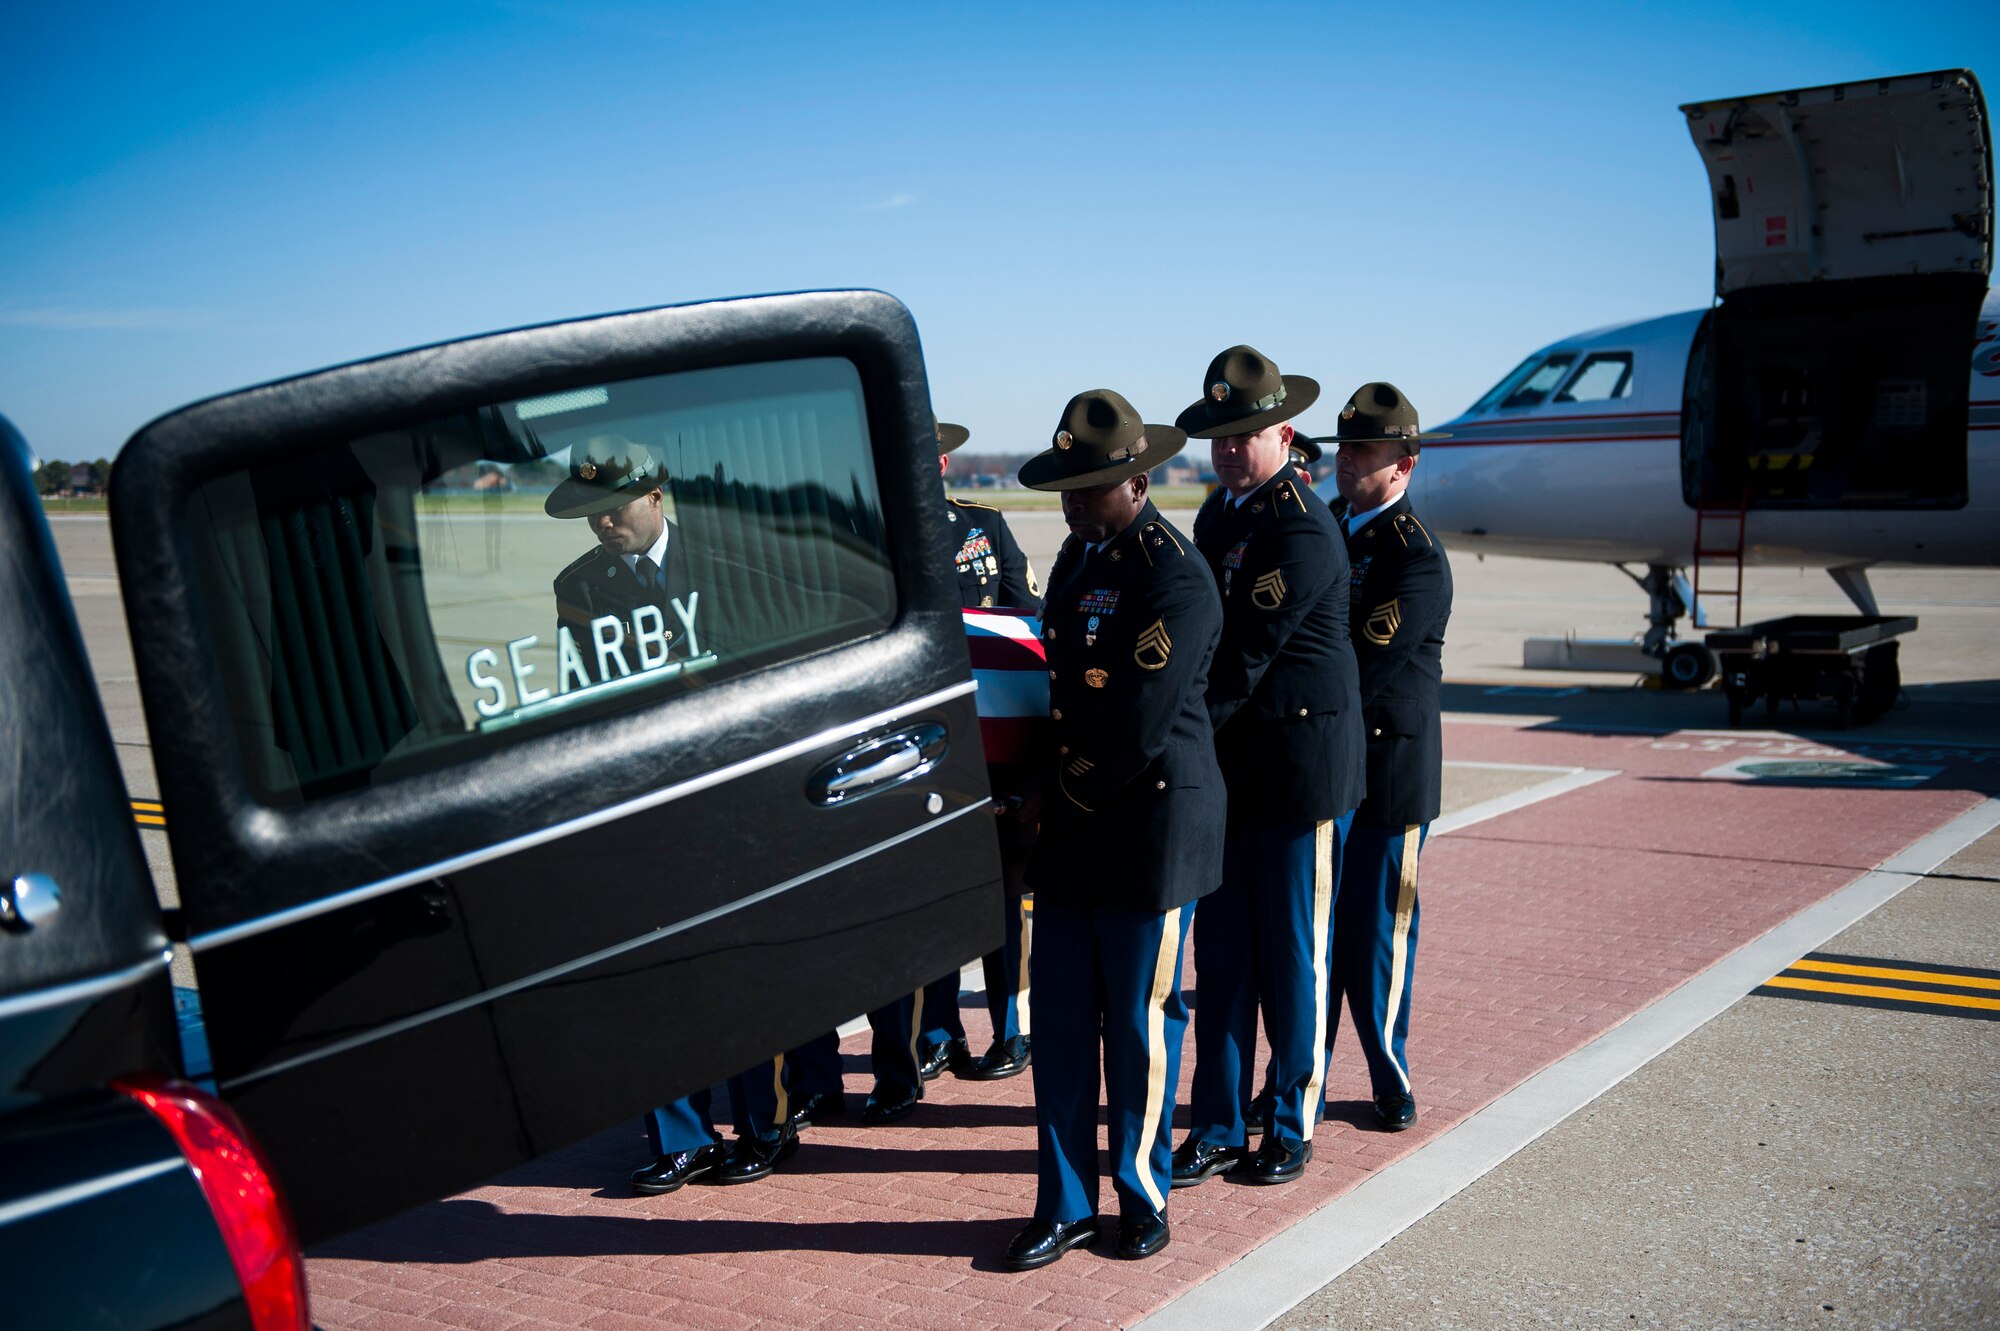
[112,1074,309,1331]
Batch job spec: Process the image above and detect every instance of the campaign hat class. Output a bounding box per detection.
[1289,434,1324,465]
[1175,344,1320,438]
[1018,389,1186,492]
[936,418,971,453]
[543,434,669,518]
[1328,382,1452,453]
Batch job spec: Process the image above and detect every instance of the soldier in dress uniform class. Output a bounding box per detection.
[1001,390,1225,1270]
[545,434,701,685]
[1324,382,1453,1132]
[913,421,1042,1085]
[1170,346,1365,1191]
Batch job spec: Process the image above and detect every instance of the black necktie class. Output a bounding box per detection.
[634,554,663,596]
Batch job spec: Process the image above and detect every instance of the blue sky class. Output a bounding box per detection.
[3,1,1995,461]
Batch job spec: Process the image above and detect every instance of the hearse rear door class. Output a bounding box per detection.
[112,291,1003,1242]
[1678,69,1993,508]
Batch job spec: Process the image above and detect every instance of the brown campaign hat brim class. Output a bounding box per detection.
[544,475,662,518]
[937,422,971,453]
[1018,425,1188,491]
[1176,374,1320,439]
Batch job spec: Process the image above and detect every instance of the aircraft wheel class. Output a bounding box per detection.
[1661,643,1716,691]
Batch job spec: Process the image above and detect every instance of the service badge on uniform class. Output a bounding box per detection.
[1363,598,1402,646]
[1252,568,1287,610]
[1134,618,1172,671]
[1085,668,1108,689]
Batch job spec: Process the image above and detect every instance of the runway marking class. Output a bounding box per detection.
[1791,954,2000,991]
[1754,951,2000,1019]
[1133,797,2000,1331]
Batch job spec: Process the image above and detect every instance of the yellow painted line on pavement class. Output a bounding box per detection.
[1791,958,2000,991]
[1762,975,2000,1012]
[132,799,166,829]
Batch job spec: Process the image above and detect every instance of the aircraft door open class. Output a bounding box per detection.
[1678,69,1993,511]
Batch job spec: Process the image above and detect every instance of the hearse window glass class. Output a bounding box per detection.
[185,357,894,804]
[1553,352,1633,403]
[1499,353,1577,409]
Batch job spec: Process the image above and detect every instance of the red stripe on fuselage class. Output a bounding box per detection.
[1426,433,1681,448]
[1452,408,1678,424]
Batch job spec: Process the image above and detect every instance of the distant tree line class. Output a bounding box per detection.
[35,458,113,496]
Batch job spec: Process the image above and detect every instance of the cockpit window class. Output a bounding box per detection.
[1500,354,1578,409]
[1554,352,1634,403]
[1464,354,1541,415]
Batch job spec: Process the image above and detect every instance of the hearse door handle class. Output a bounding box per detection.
[808,723,948,806]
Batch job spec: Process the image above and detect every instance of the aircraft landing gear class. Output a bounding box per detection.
[1662,641,1717,690]
[1617,563,1714,689]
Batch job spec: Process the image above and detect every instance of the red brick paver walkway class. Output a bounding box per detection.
[308,721,1995,1331]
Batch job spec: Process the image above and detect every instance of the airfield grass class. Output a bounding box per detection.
[942,483,1214,510]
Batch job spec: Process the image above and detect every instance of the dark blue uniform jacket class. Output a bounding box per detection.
[1025,503,1225,914]
[1345,494,1452,826]
[1193,470,1365,824]
[946,495,1039,611]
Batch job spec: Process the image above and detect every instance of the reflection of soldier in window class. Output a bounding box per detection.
[545,435,700,685]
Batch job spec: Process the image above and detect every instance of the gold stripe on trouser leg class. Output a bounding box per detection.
[1134,905,1185,1213]
[1300,818,1336,1140]
[1380,825,1421,1093]
[770,1053,789,1131]
[909,987,925,1077]
[1016,895,1034,1036]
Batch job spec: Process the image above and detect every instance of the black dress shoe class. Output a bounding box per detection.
[1169,1137,1243,1189]
[967,1034,1032,1081]
[1001,1216,1099,1270]
[861,1079,921,1125]
[918,1037,974,1082]
[1117,1212,1170,1260]
[786,1091,846,1131]
[1247,1135,1312,1185]
[628,1142,726,1195]
[712,1127,799,1184]
[1373,1091,1418,1131]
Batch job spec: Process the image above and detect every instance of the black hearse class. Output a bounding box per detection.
[0,291,1002,1329]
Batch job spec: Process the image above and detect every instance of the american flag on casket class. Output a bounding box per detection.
[962,607,1049,765]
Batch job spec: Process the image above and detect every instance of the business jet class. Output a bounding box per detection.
[1323,68,1999,688]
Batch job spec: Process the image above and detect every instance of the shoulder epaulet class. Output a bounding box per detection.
[1139,519,1186,565]
[947,495,999,514]
[1392,512,1434,549]
[558,546,608,580]
[1274,479,1310,515]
